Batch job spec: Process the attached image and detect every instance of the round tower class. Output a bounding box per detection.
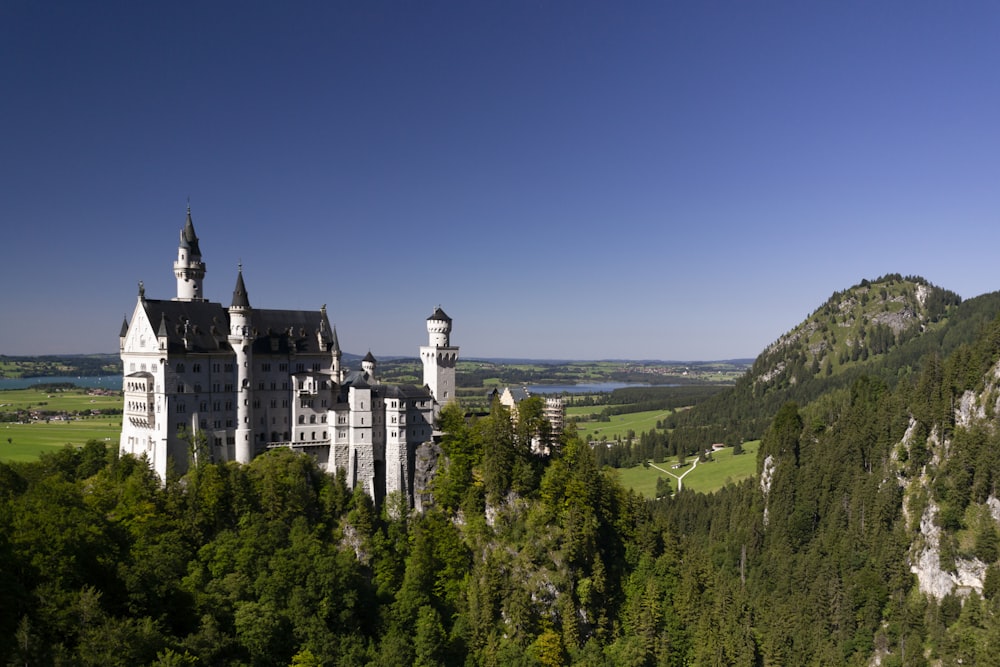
[228,266,254,464]
[421,306,459,406]
[427,306,452,347]
[173,206,206,301]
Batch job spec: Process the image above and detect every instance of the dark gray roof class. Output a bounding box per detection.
[142,299,230,353]
[120,317,129,337]
[231,269,250,309]
[250,308,333,355]
[179,207,202,256]
[428,306,451,323]
[363,351,377,363]
[137,300,333,355]
[330,325,341,353]
[379,384,433,400]
[504,386,531,402]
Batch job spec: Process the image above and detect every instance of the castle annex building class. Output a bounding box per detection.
[119,208,457,505]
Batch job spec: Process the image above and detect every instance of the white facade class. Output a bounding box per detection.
[119,208,456,505]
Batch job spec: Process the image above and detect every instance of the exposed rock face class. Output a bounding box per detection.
[902,360,1000,600]
[910,500,986,599]
[413,440,441,513]
[870,308,918,335]
[760,454,776,527]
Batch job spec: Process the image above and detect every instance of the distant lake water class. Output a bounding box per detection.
[0,375,119,391]
[527,382,655,394]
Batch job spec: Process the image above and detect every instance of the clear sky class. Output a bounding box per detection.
[3,2,1000,361]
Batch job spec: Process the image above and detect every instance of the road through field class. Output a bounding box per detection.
[649,459,698,491]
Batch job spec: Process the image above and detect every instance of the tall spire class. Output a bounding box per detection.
[231,263,250,309]
[174,204,207,301]
[179,204,202,256]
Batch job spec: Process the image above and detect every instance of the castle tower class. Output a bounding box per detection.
[362,351,377,380]
[228,266,254,464]
[173,206,207,301]
[330,326,343,382]
[420,306,458,406]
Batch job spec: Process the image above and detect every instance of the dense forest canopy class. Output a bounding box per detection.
[7,277,1000,665]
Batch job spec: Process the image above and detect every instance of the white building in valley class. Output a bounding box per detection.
[119,207,457,504]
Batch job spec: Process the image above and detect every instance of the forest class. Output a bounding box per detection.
[7,276,1000,664]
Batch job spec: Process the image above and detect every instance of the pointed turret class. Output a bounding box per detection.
[362,351,377,379]
[330,325,343,381]
[179,206,202,256]
[231,266,250,309]
[173,205,207,301]
[228,265,252,338]
[228,264,254,464]
[119,316,129,352]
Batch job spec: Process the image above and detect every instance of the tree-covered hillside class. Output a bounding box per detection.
[663,275,1000,454]
[8,277,1000,665]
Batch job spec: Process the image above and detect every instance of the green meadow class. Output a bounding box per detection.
[612,440,760,496]
[570,408,672,442]
[0,387,122,462]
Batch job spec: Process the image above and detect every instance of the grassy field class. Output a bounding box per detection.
[1,419,121,461]
[0,387,122,462]
[612,440,760,496]
[571,408,672,443]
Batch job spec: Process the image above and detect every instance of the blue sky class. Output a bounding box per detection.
[3,2,1000,361]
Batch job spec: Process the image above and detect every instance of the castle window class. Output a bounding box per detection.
[176,363,185,372]
[200,419,207,429]
[226,419,233,428]
[298,415,305,424]
[213,364,220,372]
[261,363,271,372]
[199,402,207,411]
[176,384,185,393]
[296,363,304,372]
[310,415,316,424]
[279,363,288,372]
[312,363,320,371]
[194,384,202,392]
[224,363,233,372]
[270,382,277,390]
[270,400,277,408]
[193,363,201,373]
[258,382,265,390]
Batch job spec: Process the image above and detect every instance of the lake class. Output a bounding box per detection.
[0,376,120,391]
[526,382,654,394]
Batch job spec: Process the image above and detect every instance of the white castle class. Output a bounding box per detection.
[119,207,457,505]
